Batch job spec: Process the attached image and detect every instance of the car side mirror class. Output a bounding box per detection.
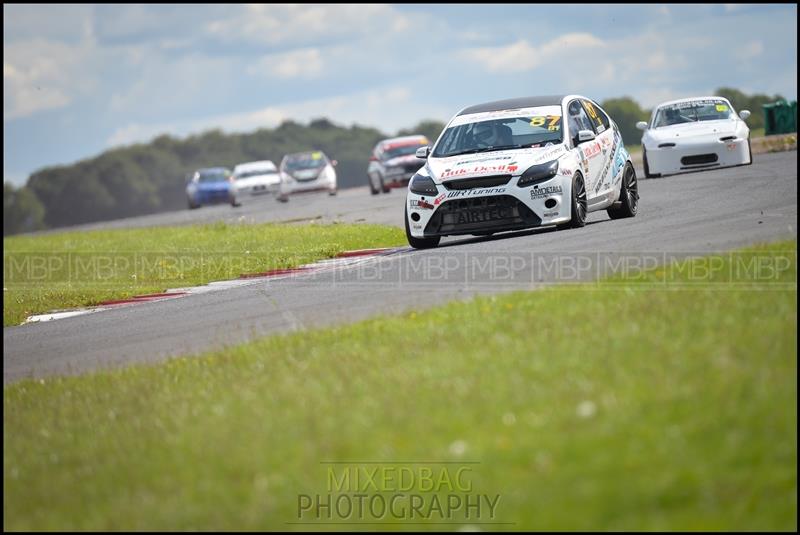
[636,121,648,131]
[369,156,378,162]
[331,160,338,167]
[577,130,596,143]
[416,146,431,159]
[739,110,751,120]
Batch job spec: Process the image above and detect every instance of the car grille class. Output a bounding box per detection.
[442,175,512,190]
[424,195,540,236]
[681,154,719,166]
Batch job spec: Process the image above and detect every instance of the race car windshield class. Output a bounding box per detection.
[197,169,230,182]
[382,143,426,160]
[284,153,327,171]
[653,100,734,127]
[432,112,563,158]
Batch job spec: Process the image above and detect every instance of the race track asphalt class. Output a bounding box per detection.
[4,151,797,383]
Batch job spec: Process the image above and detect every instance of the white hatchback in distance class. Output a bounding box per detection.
[277,150,337,202]
[229,160,280,206]
[636,96,752,178]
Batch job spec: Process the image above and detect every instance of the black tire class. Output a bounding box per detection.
[746,138,753,165]
[405,207,440,249]
[368,174,380,195]
[276,194,289,203]
[188,198,199,210]
[380,175,391,194]
[642,148,660,178]
[607,162,639,220]
[329,189,337,196]
[230,195,241,207]
[557,172,587,230]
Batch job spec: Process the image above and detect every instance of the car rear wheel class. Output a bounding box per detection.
[188,198,199,210]
[607,162,639,220]
[369,174,380,195]
[380,175,391,194]
[557,172,587,230]
[405,207,440,249]
[276,194,289,203]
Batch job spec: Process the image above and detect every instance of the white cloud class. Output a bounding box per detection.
[106,86,447,147]
[3,39,92,120]
[464,34,606,73]
[206,4,410,47]
[740,40,764,60]
[247,48,324,80]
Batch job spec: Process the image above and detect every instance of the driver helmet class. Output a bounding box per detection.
[473,122,500,147]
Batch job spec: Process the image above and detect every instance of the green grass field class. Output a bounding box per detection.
[4,241,796,530]
[2,222,406,326]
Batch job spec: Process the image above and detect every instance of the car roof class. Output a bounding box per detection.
[235,160,276,171]
[654,96,730,108]
[380,135,427,145]
[457,95,568,116]
[198,167,230,173]
[284,151,326,158]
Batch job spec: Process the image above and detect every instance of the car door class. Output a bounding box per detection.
[581,99,617,199]
[567,99,604,202]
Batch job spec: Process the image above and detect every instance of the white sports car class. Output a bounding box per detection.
[404,95,639,249]
[277,150,338,202]
[229,160,280,206]
[636,96,752,178]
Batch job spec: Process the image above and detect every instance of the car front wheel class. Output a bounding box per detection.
[368,174,380,195]
[404,207,440,249]
[557,172,587,230]
[643,148,660,178]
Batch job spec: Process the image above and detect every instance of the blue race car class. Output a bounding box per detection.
[186,167,234,209]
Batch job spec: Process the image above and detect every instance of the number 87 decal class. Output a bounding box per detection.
[530,116,562,131]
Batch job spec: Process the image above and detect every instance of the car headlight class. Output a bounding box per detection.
[517,160,559,187]
[409,173,438,195]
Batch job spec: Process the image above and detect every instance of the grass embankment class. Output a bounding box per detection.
[2,222,406,326]
[4,241,797,530]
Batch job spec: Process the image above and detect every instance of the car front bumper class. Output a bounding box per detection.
[646,136,751,176]
[406,174,572,238]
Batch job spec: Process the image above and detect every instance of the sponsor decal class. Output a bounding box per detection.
[412,223,423,230]
[433,192,447,206]
[726,142,737,151]
[441,164,518,179]
[582,141,602,160]
[446,187,506,199]
[716,104,729,112]
[454,207,512,224]
[409,199,435,210]
[311,151,323,160]
[530,185,563,200]
[455,155,512,166]
[533,146,565,164]
[543,210,559,217]
[578,148,589,174]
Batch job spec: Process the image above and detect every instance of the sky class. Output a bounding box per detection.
[4,3,797,186]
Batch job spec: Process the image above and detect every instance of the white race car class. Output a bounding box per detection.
[277,150,338,202]
[404,95,639,248]
[636,96,752,178]
[229,160,280,206]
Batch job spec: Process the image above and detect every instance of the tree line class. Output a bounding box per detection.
[3,88,785,235]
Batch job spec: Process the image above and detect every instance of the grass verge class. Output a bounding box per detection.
[4,240,797,530]
[2,221,406,326]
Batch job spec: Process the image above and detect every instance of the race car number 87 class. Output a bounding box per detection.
[530,116,561,131]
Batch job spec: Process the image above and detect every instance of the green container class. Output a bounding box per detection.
[762,100,798,135]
